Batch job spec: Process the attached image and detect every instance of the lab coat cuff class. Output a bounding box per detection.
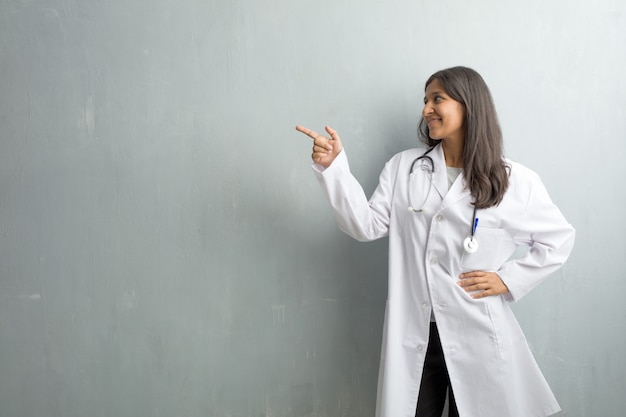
[498,267,536,303]
[496,270,519,302]
[311,149,348,174]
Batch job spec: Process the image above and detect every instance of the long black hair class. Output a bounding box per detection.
[418,66,509,209]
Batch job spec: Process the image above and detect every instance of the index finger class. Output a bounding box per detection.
[459,271,486,279]
[295,125,320,140]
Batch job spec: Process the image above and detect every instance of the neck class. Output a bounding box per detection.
[442,139,464,168]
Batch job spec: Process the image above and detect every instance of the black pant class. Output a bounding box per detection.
[415,322,459,417]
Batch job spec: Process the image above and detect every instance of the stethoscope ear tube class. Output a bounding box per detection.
[407,148,436,214]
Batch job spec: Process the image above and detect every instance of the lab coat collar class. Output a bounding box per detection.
[431,143,472,207]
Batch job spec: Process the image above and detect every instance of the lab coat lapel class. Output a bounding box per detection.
[432,144,472,208]
[446,170,472,205]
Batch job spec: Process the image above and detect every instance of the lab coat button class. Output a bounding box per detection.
[435,215,444,222]
[418,345,424,352]
[422,302,429,309]
[430,258,438,265]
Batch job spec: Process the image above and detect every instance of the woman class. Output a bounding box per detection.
[296,66,575,417]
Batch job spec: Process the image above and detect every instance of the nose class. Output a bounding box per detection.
[422,102,433,117]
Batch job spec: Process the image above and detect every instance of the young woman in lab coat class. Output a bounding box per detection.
[295,66,575,417]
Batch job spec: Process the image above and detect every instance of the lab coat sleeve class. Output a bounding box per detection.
[312,149,393,242]
[497,173,576,302]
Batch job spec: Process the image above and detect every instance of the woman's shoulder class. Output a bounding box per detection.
[388,147,433,164]
[505,158,544,190]
[378,148,433,177]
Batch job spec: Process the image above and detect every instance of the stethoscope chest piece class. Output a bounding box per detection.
[463,206,480,253]
[463,237,479,253]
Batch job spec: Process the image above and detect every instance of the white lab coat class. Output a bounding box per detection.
[313,143,575,417]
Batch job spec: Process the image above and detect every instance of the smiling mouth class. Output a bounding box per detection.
[427,119,440,127]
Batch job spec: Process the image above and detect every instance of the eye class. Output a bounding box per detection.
[434,96,443,103]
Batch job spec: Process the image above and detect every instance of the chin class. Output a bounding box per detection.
[428,132,442,140]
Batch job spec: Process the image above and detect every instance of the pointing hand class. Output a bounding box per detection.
[295,125,343,168]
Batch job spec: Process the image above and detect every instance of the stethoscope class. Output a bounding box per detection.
[407,147,480,254]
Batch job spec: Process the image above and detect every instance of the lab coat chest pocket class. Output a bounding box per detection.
[460,227,512,272]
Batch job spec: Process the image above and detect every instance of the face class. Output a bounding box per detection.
[422,79,466,143]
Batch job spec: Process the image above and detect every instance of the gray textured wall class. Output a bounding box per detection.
[1,1,624,416]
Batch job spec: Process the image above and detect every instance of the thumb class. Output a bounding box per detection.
[325,125,340,141]
[324,126,343,155]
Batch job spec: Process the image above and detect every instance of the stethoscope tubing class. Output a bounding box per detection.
[408,147,479,254]
[407,147,436,213]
